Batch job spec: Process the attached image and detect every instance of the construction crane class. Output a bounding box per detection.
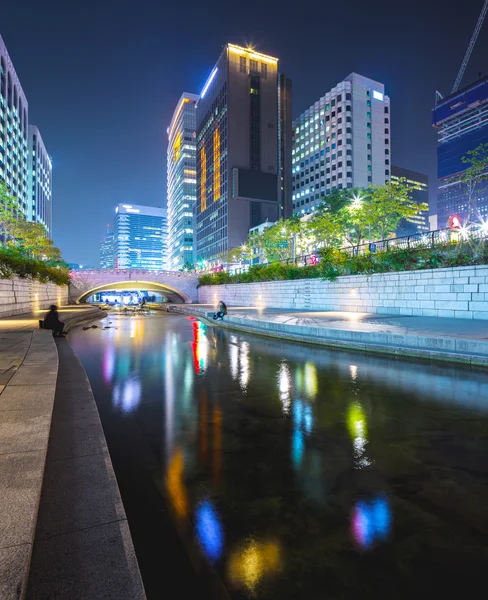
[451,0,488,94]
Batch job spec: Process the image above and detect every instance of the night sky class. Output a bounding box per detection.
[2,0,488,265]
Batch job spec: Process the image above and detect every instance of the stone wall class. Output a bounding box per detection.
[198,265,488,319]
[0,277,68,318]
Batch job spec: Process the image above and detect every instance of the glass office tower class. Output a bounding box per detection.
[113,203,167,270]
[195,43,286,263]
[27,125,52,235]
[167,93,198,270]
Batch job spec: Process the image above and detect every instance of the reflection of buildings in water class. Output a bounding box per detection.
[228,538,282,594]
[199,389,208,464]
[167,447,188,519]
[192,321,208,375]
[347,401,372,469]
[350,364,358,381]
[239,341,250,392]
[291,399,314,468]
[102,345,115,384]
[213,405,222,482]
[129,318,145,348]
[195,499,224,563]
[304,362,318,399]
[351,496,391,550]
[277,360,291,414]
[229,340,239,380]
[165,334,176,459]
[112,377,141,413]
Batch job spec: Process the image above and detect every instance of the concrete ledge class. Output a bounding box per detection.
[0,330,58,600]
[170,306,488,368]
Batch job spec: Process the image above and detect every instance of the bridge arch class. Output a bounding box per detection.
[69,270,199,304]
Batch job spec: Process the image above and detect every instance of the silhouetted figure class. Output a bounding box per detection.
[44,305,65,336]
[213,301,228,321]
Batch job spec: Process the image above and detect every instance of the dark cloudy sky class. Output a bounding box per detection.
[2,0,488,265]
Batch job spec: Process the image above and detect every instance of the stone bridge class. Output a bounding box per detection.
[69,269,199,303]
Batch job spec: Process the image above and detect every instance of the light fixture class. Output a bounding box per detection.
[201,68,218,99]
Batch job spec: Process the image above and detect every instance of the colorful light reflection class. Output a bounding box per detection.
[228,538,282,593]
[351,497,391,550]
[195,499,224,562]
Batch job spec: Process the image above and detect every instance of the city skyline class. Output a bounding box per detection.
[2,0,488,264]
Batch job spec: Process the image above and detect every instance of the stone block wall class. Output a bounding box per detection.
[198,265,488,319]
[0,277,68,318]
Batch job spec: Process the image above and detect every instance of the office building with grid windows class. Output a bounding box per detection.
[167,93,198,270]
[113,203,167,270]
[27,125,52,235]
[433,76,488,228]
[391,166,429,235]
[0,35,29,216]
[99,225,115,269]
[292,73,391,215]
[195,43,288,263]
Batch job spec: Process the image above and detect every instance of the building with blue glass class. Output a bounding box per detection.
[99,225,115,269]
[167,93,198,270]
[433,76,488,227]
[113,203,167,270]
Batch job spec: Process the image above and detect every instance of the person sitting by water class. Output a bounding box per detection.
[213,301,228,321]
[44,305,65,337]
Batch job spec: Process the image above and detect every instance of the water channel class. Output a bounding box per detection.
[68,311,488,599]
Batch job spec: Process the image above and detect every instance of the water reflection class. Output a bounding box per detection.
[228,538,282,594]
[68,313,488,600]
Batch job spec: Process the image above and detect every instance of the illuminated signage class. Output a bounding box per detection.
[449,215,461,229]
[373,90,384,101]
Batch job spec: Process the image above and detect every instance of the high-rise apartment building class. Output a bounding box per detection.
[27,125,52,235]
[195,43,289,262]
[0,36,29,216]
[113,203,167,270]
[391,166,429,235]
[99,225,115,269]
[292,73,391,215]
[433,76,488,227]
[278,73,293,219]
[167,93,198,270]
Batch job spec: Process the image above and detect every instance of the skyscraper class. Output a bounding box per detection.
[391,166,429,235]
[167,93,198,270]
[195,43,287,263]
[113,203,167,270]
[292,73,391,215]
[27,125,52,235]
[99,225,115,269]
[433,76,488,227]
[0,35,29,216]
[278,74,293,219]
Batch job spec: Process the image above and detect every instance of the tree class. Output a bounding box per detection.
[461,143,488,225]
[0,181,22,238]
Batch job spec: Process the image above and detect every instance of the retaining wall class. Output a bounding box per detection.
[198,265,488,319]
[0,278,68,318]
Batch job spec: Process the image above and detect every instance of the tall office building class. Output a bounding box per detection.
[167,93,198,270]
[278,73,293,219]
[113,203,167,270]
[292,73,391,215]
[195,43,288,263]
[391,166,429,235]
[433,76,488,227]
[99,225,115,269]
[27,125,52,235]
[0,36,29,216]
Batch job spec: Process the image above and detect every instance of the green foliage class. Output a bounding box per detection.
[199,239,488,286]
[0,246,69,285]
[460,143,488,225]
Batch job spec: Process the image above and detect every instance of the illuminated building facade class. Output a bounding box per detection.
[27,125,52,235]
[391,166,429,235]
[278,74,293,219]
[0,35,29,217]
[99,225,115,268]
[195,43,286,262]
[292,73,391,215]
[167,93,198,270]
[113,203,167,270]
[433,76,488,227]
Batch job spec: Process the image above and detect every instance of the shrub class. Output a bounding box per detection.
[0,246,69,286]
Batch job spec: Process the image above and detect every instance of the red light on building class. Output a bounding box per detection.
[311,255,317,266]
[449,215,461,229]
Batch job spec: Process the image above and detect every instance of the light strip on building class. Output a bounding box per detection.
[200,148,206,212]
[227,43,278,63]
[213,126,220,201]
[168,97,190,141]
[201,68,218,99]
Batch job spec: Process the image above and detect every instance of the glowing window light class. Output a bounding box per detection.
[201,67,218,99]
[200,147,207,212]
[213,127,221,201]
[195,499,224,562]
[173,132,181,163]
[373,91,384,101]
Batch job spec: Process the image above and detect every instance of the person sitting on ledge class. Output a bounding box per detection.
[213,301,228,321]
[44,305,66,337]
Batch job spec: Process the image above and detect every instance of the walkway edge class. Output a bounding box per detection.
[170,306,488,368]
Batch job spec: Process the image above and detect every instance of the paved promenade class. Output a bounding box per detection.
[0,305,145,599]
[172,304,488,366]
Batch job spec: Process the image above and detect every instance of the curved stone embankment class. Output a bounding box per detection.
[170,305,488,368]
[0,306,145,599]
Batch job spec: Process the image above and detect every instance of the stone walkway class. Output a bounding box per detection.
[172,305,488,366]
